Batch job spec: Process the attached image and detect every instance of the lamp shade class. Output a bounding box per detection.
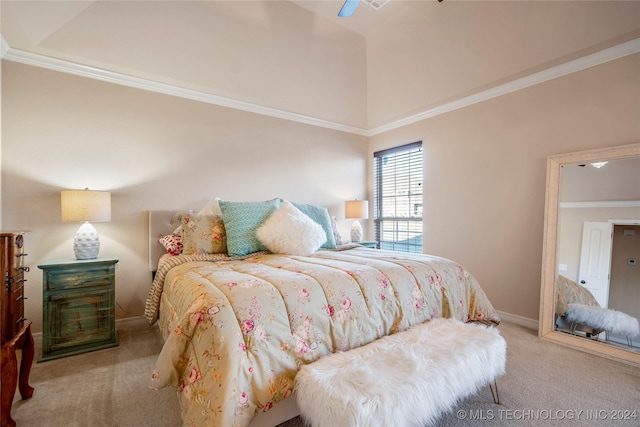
[61,189,111,222]
[345,200,369,219]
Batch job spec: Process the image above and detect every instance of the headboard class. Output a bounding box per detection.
[148,210,181,271]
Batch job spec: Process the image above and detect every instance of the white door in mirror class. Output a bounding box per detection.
[578,221,613,308]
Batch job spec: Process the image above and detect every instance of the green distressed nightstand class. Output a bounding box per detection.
[38,256,119,361]
[358,241,378,249]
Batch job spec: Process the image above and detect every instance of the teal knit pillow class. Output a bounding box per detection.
[219,199,280,257]
[292,202,337,249]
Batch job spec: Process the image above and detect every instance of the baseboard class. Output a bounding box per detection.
[497,310,539,331]
[115,315,147,325]
[30,315,147,340]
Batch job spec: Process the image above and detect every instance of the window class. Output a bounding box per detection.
[373,141,423,253]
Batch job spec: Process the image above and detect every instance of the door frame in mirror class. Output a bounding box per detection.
[539,143,640,367]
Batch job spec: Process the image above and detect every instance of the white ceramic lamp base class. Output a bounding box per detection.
[74,221,100,260]
[350,220,363,243]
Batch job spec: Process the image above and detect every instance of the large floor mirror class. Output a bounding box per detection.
[539,143,640,367]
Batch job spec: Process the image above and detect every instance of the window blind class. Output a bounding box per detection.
[373,141,423,253]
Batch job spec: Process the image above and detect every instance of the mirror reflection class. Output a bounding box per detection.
[554,156,640,353]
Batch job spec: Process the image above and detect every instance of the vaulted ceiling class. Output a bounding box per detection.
[2,1,640,133]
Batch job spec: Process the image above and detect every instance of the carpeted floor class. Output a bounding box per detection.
[10,317,640,426]
[11,318,181,427]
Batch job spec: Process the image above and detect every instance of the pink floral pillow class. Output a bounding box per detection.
[159,233,183,255]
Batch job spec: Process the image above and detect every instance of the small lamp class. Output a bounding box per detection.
[345,200,369,243]
[61,189,111,260]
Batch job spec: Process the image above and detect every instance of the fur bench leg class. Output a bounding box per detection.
[489,381,500,405]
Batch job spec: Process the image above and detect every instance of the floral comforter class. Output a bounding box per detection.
[555,274,600,316]
[144,247,500,427]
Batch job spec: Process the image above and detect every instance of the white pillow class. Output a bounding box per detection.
[199,197,222,215]
[256,200,326,256]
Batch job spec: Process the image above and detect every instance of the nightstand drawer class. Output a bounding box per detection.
[45,288,115,352]
[44,265,114,291]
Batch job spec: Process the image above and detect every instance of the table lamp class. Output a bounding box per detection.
[345,200,369,243]
[61,189,111,260]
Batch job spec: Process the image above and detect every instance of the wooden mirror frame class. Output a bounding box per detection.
[539,143,640,367]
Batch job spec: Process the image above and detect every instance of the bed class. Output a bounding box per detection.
[144,200,500,427]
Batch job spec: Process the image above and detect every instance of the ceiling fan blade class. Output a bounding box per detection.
[338,0,360,17]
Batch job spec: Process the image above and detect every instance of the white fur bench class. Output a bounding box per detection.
[294,318,506,427]
[566,303,640,348]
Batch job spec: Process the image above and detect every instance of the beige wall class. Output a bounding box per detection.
[2,52,639,333]
[368,53,640,321]
[1,61,368,333]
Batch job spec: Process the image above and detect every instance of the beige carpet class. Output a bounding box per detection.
[10,317,640,426]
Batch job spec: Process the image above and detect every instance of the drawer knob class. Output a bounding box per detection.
[15,253,28,258]
[18,266,30,272]
[16,295,27,301]
[16,317,25,324]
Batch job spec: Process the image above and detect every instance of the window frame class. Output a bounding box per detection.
[373,141,423,253]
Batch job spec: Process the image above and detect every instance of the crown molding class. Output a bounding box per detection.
[369,38,640,136]
[560,200,640,209]
[1,45,369,136]
[1,36,638,137]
